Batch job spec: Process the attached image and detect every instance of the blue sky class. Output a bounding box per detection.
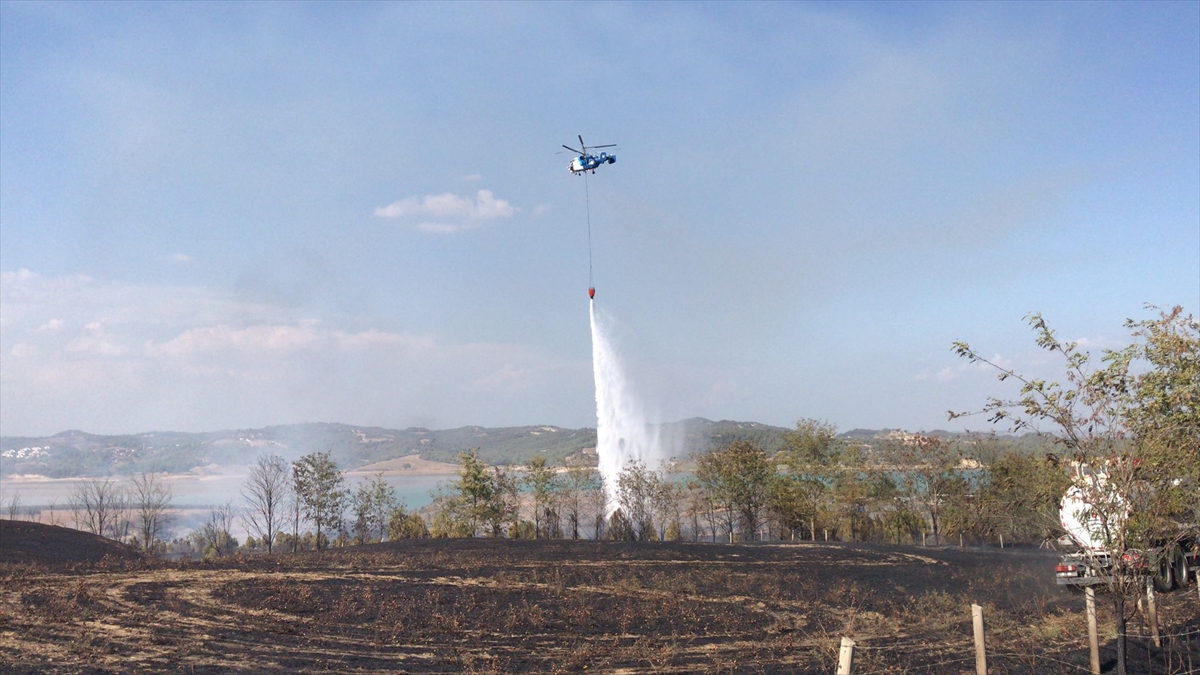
[2,1,1197,436]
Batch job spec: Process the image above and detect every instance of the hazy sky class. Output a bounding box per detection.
[2,2,1197,437]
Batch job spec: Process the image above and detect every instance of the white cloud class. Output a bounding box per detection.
[168,253,191,263]
[0,270,588,435]
[9,343,37,358]
[374,189,517,233]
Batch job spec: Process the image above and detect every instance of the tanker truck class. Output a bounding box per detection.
[1054,461,1199,591]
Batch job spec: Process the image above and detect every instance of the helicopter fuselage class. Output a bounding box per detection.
[568,152,616,174]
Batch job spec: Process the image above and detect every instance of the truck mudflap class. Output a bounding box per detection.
[1054,562,1111,586]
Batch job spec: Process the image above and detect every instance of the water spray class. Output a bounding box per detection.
[589,303,668,513]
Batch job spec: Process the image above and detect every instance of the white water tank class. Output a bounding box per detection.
[1060,483,1125,551]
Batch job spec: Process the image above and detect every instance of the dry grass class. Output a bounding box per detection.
[1,538,1197,673]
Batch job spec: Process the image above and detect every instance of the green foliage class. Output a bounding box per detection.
[525,455,559,539]
[386,507,430,540]
[508,520,536,539]
[769,418,843,540]
[291,452,348,551]
[607,508,635,541]
[193,502,238,559]
[695,440,772,541]
[883,434,965,544]
[559,465,603,540]
[971,451,1070,543]
[781,418,841,468]
[437,449,520,537]
[663,520,682,541]
[616,461,662,541]
[952,305,1199,675]
[351,473,396,545]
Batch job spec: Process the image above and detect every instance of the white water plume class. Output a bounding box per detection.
[590,301,671,514]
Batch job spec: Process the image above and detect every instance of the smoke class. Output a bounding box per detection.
[590,301,674,514]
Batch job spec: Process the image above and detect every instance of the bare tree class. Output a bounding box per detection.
[241,453,290,554]
[560,466,602,539]
[5,489,21,521]
[132,472,174,554]
[194,502,238,558]
[70,478,125,538]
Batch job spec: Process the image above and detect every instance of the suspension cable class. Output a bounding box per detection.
[584,172,593,289]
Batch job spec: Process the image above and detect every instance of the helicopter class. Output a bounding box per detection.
[562,135,617,174]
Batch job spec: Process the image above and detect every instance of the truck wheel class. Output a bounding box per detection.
[1153,549,1175,592]
[1173,548,1189,589]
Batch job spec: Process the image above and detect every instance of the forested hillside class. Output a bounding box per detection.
[0,419,810,478]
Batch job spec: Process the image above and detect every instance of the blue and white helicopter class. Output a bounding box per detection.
[563,135,617,175]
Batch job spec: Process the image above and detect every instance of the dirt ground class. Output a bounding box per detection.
[1,524,1197,674]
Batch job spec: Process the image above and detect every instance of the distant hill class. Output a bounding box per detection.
[0,419,795,478]
[1,421,1045,479]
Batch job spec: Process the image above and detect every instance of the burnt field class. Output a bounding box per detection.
[1,527,1197,674]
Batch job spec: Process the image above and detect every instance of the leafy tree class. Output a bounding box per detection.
[429,491,472,538]
[776,419,843,540]
[653,478,684,541]
[969,450,1069,544]
[767,473,816,541]
[291,451,348,551]
[883,434,964,545]
[695,450,735,541]
[829,443,882,541]
[524,455,559,539]
[952,306,1199,675]
[240,453,290,554]
[607,508,636,541]
[441,449,519,537]
[488,465,521,537]
[682,478,712,541]
[387,506,430,539]
[696,440,772,541]
[616,461,661,541]
[453,449,494,536]
[351,473,396,544]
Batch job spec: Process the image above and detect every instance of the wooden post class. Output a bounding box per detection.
[836,636,855,675]
[999,534,1004,549]
[960,533,964,548]
[971,603,988,675]
[922,532,926,546]
[1085,586,1100,674]
[1146,578,1160,647]
[824,528,829,542]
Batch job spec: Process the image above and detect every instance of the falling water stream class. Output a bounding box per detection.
[589,301,669,514]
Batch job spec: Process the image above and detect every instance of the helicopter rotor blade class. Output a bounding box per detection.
[562,145,582,154]
[578,135,586,152]
[591,144,616,149]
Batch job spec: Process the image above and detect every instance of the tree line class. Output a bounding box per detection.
[1,422,1087,555]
